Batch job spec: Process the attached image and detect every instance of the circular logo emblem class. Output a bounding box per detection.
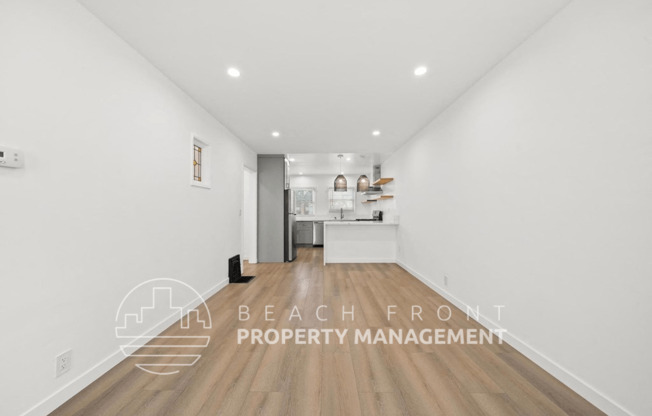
[115,278,212,375]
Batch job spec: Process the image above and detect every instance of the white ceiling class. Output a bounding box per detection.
[287,153,378,176]
[80,0,569,155]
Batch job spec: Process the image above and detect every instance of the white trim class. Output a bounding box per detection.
[190,134,212,189]
[325,257,396,264]
[240,256,258,264]
[241,165,257,265]
[396,260,634,416]
[21,278,229,416]
[191,180,211,189]
[293,187,317,217]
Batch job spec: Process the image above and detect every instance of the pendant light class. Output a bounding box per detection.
[334,154,347,192]
[356,175,370,192]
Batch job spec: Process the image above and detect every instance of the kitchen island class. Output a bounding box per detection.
[323,221,398,265]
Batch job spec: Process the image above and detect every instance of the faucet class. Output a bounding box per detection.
[340,208,344,220]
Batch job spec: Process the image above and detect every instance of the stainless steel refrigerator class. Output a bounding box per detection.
[284,189,297,262]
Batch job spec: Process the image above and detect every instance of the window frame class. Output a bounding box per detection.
[191,134,211,189]
[328,187,356,212]
[293,188,316,216]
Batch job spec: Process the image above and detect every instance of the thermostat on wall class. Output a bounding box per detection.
[0,145,24,168]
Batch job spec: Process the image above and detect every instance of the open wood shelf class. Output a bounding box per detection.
[372,178,394,186]
[362,195,393,203]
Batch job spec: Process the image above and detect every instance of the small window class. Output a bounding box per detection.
[329,187,355,211]
[191,135,211,188]
[294,188,315,216]
[193,144,202,182]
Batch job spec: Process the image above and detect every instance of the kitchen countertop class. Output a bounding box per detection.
[296,217,380,222]
[324,221,397,226]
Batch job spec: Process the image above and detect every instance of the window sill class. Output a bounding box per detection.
[191,180,211,189]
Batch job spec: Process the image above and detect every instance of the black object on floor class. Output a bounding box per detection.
[228,255,255,284]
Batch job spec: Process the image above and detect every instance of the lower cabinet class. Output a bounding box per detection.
[296,221,313,245]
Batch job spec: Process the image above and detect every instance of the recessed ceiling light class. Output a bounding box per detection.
[372,130,381,136]
[346,157,351,161]
[227,67,241,78]
[299,172,303,175]
[414,66,428,76]
[271,131,280,137]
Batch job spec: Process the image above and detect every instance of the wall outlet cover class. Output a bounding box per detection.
[0,145,24,168]
[56,350,72,378]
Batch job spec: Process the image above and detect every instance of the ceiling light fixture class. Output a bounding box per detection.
[288,158,295,162]
[372,130,381,136]
[271,131,280,137]
[334,154,347,192]
[356,175,370,192]
[227,67,241,77]
[299,172,303,175]
[346,157,351,161]
[414,66,428,76]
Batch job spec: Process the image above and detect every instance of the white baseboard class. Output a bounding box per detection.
[21,278,229,416]
[325,257,396,264]
[241,256,257,264]
[396,260,633,416]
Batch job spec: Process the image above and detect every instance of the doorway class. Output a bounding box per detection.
[242,166,257,264]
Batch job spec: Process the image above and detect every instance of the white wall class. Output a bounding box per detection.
[0,1,256,415]
[290,174,378,219]
[242,167,257,263]
[382,0,652,415]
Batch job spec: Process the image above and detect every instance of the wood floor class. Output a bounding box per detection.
[53,248,604,415]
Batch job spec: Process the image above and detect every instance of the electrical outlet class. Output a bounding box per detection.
[444,275,449,286]
[56,350,72,378]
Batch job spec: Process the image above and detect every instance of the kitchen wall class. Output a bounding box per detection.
[0,1,256,415]
[382,0,652,415]
[290,174,376,219]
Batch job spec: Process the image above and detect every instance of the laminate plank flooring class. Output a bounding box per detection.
[52,248,604,415]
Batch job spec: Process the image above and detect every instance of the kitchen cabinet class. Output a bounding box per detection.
[323,222,398,265]
[313,221,324,246]
[296,221,313,245]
